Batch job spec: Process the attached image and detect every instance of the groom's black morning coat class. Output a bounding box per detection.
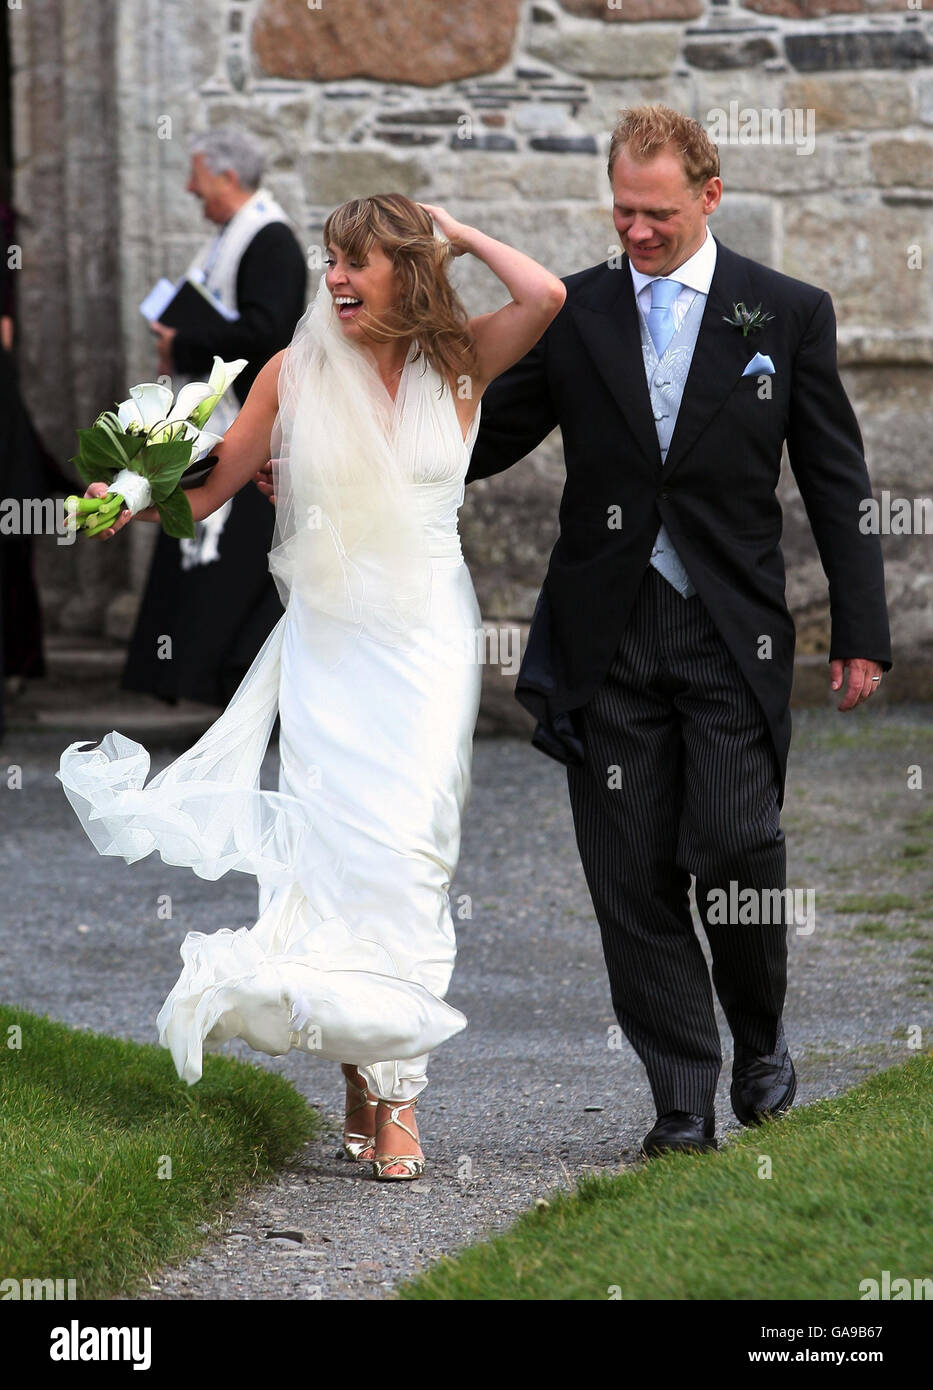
[467,237,892,804]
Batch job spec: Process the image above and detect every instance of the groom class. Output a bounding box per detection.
[467,105,891,1156]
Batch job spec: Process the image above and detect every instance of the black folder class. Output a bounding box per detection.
[157,276,239,335]
[141,275,240,488]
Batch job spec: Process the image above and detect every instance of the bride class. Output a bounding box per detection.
[58,194,565,1180]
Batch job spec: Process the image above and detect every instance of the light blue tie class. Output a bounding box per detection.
[644,277,696,599]
[645,278,681,358]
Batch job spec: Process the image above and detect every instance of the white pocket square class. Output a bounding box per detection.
[742,352,775,377]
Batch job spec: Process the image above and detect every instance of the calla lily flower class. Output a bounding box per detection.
[187,356,248,430]
[189,428,223,461]
[168,380,216,424]
[116,382,174,433]
[69,356,249,540]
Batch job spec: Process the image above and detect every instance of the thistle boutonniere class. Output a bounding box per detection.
[723,301,773,336]
[723,301,774,337]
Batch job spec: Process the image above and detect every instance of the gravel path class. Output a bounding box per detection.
[2,702,930,1299]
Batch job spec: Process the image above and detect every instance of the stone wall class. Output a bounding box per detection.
[9,0,126,632]
[10,0,932,698]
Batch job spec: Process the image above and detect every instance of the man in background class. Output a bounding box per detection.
[123,125,307,706]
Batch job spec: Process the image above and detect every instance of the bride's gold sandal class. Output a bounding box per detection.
[342,1068,377,1162]
[372,1098,425,1182]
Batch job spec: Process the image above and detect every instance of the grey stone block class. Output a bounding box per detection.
[785,29,932,72]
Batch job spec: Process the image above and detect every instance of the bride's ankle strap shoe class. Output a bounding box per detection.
[343,1068,377,1162]
[372,1098,425,1181]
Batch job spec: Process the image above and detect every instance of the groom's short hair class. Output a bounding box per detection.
[608,106,719,191]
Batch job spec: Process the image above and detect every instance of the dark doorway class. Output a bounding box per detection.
[0,5,10,205]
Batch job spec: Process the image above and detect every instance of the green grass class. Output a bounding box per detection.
[907,941,933,994]
[792,724,933,754]
[399,1054,933,1302]
[852,918,924,941]
[834,898,933,995]
[0,1005,317,1298]
[853,919,900,938]
[831,893,919,915]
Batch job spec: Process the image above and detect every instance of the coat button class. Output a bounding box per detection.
[659,488,670,500]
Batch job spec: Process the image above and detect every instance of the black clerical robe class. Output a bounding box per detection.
[122,221,307,706]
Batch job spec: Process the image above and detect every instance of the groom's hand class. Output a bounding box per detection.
[254,458,275,506]
[830,658,883,710]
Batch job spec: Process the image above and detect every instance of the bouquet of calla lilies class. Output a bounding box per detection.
[65,356,247,539]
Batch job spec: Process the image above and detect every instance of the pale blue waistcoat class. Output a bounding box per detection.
[637,287,708,599]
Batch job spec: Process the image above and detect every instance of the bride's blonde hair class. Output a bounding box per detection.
[322,193,478,383]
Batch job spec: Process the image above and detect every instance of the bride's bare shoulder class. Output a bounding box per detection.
[270,347,288,387]
[251,348,288,411]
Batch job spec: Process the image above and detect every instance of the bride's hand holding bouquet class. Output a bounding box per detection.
[65,356,247,540]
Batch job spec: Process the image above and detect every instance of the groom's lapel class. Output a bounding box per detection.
[569,262,663,486]
[569,239,766,483]
[660,239,765,480]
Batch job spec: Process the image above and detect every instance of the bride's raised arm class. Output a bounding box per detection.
[420,202,566,390]
[83,349,285,538]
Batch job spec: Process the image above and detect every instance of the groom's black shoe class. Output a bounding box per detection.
[731,1031,797,1127]
[641,1111,717,1158]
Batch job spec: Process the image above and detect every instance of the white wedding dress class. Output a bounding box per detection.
[57,319,483,1103]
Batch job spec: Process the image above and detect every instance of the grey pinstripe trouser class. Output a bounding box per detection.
[567,565,788,1116]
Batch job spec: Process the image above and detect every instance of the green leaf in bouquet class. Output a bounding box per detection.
[138,439,199,503]
[92,412,138,464]
[97,410,148,462]
[69,413,150,486]
[68,451,112,490]
[70,425,126,475]
[156,485,195,540]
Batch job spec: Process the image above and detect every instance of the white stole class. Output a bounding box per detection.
[179,187,295,568]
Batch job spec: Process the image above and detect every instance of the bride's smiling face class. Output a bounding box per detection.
[324,242,400,340]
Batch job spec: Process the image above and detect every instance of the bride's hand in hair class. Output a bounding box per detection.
[427,213,565,388]
[418,203,471,255]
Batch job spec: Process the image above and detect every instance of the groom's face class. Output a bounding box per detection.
[611,146,721,277]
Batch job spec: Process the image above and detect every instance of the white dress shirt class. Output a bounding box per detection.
[626,226,717,600]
